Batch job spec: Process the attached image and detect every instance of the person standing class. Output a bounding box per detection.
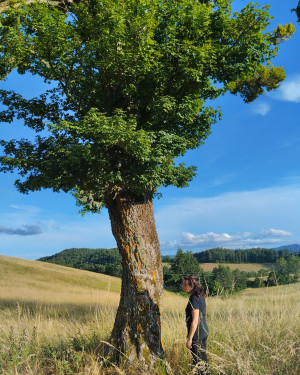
[182,275,209,375]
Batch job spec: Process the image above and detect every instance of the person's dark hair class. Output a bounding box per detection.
[184,275,207,298]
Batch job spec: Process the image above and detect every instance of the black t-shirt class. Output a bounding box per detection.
[185,294,209,341]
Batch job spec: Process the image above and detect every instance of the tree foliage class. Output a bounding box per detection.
[163,248,202,290]
[271,255,300,285]
[293,1,300,23]
[0,0,294,211]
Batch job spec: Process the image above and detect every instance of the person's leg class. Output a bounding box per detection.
[190,338,209,375]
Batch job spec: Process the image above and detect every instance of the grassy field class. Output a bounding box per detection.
[199,262,273,272]
[162,262,273,272]
[0,255,299,375]
[0,255,121,305]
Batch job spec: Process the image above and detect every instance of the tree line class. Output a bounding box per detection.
[192,247,299,263]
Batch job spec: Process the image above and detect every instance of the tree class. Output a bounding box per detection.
[267,270,278,286]
[251,276,264,288]
[275,255,300,284]
[286,255,300,276]
[232,269,248,291]
[161,255,173,264]
[0,0,294,371]
[211,265,234,294]
[277,249,290,258]
[164,248,201,291]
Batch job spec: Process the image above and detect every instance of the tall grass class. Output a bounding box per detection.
[0,255,299,374]
[163,284,300,375]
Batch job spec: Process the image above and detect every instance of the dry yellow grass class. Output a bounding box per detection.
[0,255,299,375]
[163,283,300,374]
[199,262,272,272]
[0,255,121,305]
[163,261,272,272]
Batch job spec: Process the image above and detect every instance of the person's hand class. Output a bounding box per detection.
[186,339,192,349]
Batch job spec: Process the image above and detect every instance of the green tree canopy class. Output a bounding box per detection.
[0,0,294,212]
[293,1,300,23]
[164,248,201,290]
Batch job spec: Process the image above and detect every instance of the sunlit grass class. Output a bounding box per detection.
[0,255,299,374]
[163,261,272,272]
[199,262,273,273]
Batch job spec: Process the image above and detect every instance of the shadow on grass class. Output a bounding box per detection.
[0,298,118,321]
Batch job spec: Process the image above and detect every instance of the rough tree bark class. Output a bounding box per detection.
[106,191,167,374]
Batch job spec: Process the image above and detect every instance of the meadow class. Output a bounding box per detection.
[162,262,272,273]
[198,262,272,273]
[0,255,299,375]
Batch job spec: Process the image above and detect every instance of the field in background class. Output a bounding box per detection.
[163,261,273,272]
[199,262,273,272]
[0,255,299,375]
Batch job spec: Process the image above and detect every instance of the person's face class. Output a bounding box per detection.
[182,280,193,294]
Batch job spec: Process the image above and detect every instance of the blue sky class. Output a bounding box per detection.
[1,1,300,259]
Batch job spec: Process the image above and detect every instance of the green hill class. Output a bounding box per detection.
[38,247,122,277]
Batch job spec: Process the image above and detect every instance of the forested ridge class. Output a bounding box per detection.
[38,248,122,277]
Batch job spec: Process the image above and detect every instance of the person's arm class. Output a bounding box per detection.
[186,308,199,349]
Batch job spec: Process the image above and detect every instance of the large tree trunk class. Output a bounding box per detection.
[106,191,168,374]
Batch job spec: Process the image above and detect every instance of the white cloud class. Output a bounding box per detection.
[182,231,241,244]
[156,184,300,252]
[162,228,293,250]
[276,75,300,103]
[252,102,271,116]
[260,228,292,237]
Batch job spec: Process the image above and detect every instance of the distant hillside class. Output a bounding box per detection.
[274,244,300,252]
[0,254,121,306]
[38,247,122,277]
